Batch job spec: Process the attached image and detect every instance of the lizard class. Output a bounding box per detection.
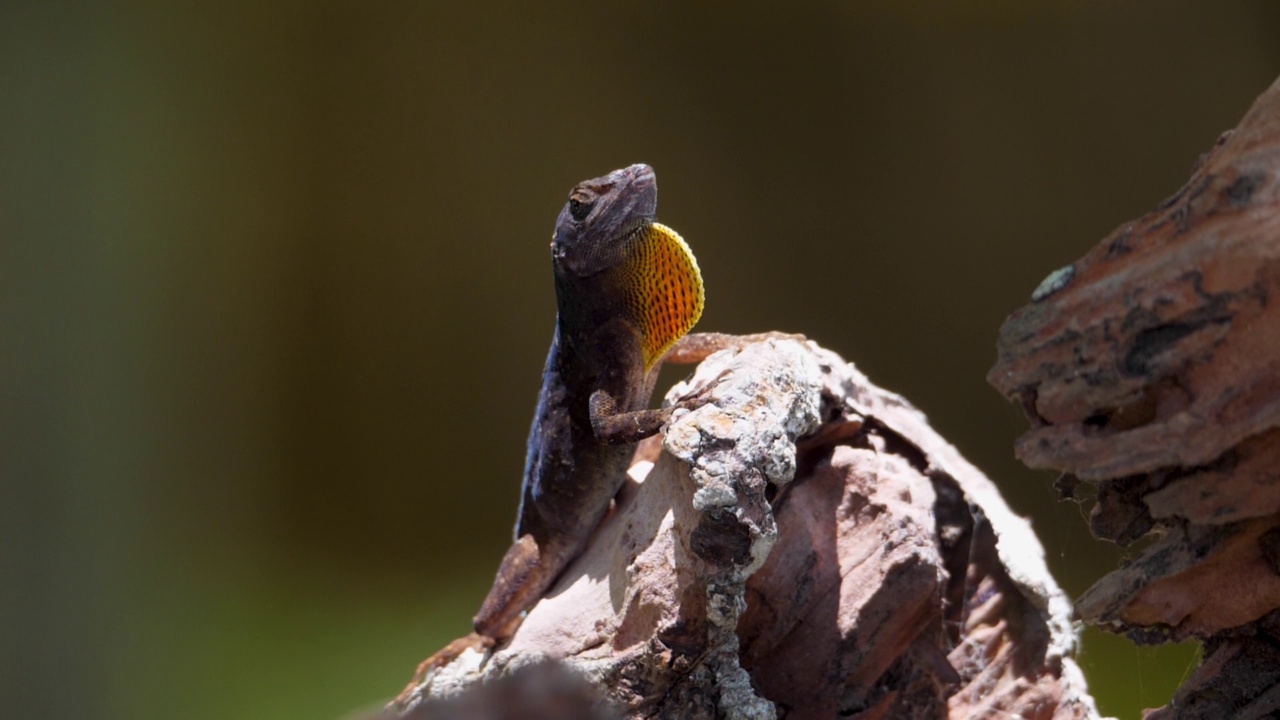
[399,163,793,697]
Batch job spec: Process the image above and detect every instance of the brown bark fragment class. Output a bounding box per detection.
[990,73,1280,717]
[738,447,946,719]
[1076,515,1280,638]
[1143,430,1280,525]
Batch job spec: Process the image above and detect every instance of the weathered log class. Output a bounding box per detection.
[391,339,1096,719]
[989,74,1280,719]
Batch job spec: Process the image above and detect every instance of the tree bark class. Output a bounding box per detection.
[989,74,1280,719]
[390,339,1097,719]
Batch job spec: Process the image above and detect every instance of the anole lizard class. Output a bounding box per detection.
[401,164,787,694]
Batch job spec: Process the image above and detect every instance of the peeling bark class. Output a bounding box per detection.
[390,339,1096,719]
[990,74,1280,718]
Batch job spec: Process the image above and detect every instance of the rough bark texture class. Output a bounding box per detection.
[989,75,1280,719]
[391,339,1097,719]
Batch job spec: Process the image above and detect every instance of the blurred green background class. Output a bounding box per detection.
[3,2,1275,718]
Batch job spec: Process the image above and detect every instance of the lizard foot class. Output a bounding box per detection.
[670,367,735,414]
[394,631,494,704]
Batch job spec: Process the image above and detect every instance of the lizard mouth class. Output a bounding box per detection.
[624,163,656,189]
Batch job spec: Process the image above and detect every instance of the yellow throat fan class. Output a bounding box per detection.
[622,222,705,372]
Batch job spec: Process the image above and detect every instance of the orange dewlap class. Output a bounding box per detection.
[622,222,705,372]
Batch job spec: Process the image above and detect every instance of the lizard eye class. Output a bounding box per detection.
[568,198,593,221]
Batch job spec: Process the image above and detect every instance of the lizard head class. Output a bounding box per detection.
[552,163,658,277]
[550,164,704,371]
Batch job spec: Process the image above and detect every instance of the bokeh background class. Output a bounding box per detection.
[5,2,1279,718]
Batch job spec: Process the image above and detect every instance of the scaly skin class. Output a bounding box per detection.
[478,163,703,640]
[398,165,797,699]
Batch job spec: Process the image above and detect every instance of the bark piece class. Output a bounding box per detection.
[1076,515,1280,638]
[391,339,1096,719]
[1143,613,1280,720]
[989,74,1280,717]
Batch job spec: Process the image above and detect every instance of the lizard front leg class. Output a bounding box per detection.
[588,389,675,445]
[589,333,808,444]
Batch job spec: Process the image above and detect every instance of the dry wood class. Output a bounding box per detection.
[989,74,1280,719]
[390,339,1096,719]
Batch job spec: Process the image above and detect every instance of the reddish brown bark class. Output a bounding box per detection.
[990,74,1280,719]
